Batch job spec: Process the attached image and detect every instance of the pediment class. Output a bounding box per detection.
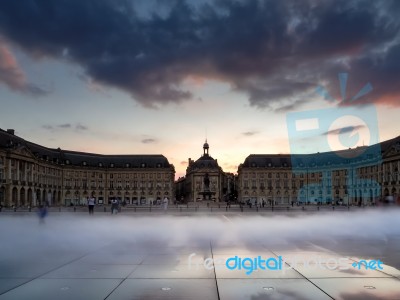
[11,145,37,159]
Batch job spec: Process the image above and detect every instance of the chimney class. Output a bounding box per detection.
[6,129,15,135]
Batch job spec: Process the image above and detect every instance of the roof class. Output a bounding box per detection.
[186,154,220,172]
[241,135,400,169]
[0,128,173,169]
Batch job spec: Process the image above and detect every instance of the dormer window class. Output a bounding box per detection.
[126,163,130,168]
[83,161,87,166]
[268,163,272,167]
[98,162,103,167]
[141,163,146,168]
[110,163,114,168]
[65,160,70,165]
[251,162,256,167]
[156,163,161,168]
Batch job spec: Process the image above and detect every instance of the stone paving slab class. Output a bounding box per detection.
[0,212,400,299]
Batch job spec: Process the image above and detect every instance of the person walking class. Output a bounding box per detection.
[111,198,119,214]
[162,197,169,211]
[88,196,95,214]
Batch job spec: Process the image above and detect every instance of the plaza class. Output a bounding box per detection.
[0,208,399,299]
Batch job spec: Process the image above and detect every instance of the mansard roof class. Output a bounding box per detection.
[0,128,173,169]
[241,135,400,169]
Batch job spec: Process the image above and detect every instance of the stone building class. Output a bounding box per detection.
[238,136,400,205]
[176,140,228,203]
[0,129,175,207]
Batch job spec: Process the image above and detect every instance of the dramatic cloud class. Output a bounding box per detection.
[0,38,47,96]
[0,0,399,109]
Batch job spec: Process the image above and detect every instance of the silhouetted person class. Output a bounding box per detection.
[111,198,119,214]
[87,196,95,214]
[37,204,48,224]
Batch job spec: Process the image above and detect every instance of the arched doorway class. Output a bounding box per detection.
[20,188,26,206]
[65,191,71,206]
[12,187,18,206]
[35,189,41,206]
[0,186,5,206]
[42,190,46,205]
[27,188,33,206]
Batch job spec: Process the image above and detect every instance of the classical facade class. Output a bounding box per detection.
[238,136,400,205]
[175,141,228,202]
[0,129,175,207]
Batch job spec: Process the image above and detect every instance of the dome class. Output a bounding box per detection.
[187,154,220,171]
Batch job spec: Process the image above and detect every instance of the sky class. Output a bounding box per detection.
[0,0,400,178]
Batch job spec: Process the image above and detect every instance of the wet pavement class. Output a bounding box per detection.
[0,210,399,299]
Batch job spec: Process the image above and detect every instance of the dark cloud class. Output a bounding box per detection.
[242,131,258,137]
[323,125,365,136]
[142,138,157,144]
[58,124,71,129]
[43,123,88,131]
[0,0,399,109]
[76,124,88,131]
